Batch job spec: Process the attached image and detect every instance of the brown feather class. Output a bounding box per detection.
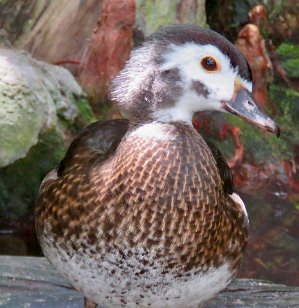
[36,122,248,275]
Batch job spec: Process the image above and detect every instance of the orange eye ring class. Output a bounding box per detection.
[200,56,220,72]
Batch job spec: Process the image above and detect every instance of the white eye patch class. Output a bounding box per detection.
[161,43,239,101]
[153,42,253,125]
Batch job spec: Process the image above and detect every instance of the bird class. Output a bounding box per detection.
[35,25,280,308]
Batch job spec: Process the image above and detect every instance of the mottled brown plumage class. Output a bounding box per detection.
[36,120,248,306]
[37,121,247,258]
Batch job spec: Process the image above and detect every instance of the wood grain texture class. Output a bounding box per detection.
[1,256,298,308]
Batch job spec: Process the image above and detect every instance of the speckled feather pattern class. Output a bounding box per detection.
[36,121,248,307]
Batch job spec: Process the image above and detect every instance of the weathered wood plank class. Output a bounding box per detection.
[0,256,82,307]
[0,256,299,307]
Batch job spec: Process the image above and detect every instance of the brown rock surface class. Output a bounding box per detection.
[235,23,272,109]
[78,0,135,114]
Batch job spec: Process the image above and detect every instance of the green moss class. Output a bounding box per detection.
[57,97,97,135]
[269,85,299,148]
[206,80,298,163]
[282,58,299,78]
[223,114,280,163]
[0,129,65,222]
[138,0,207,34]
[74,97,97,124]
[276,43,299,78]
[140,0,177,34]
[217,84,299,162]
[215,129,235,159]
[0,95,42,167]
[276,43,299,58]
[202,83,298,163]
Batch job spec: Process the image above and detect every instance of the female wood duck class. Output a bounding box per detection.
[36,25,279,308]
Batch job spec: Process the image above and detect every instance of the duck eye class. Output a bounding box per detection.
[200,56,220,72]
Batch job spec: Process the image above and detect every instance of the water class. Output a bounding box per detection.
[238,185,299,286]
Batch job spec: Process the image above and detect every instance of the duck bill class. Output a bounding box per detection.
[223,88,280,137]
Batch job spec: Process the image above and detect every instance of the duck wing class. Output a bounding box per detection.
[205,140,236,196]
[39,119,129,190]
[39,118,235,199]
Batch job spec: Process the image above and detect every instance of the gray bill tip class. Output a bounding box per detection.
[273,123,281,138]
[265,117,281,138]
[223,88,281,138]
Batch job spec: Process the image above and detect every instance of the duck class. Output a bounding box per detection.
[35,25,280,308]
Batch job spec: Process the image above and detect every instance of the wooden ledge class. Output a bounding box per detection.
[0,256,298,307]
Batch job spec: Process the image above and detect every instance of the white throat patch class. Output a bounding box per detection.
[130,122,174,141]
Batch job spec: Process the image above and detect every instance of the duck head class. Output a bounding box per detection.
[111,25,280,137]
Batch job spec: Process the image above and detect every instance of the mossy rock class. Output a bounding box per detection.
[0,130,64,222]
[0,47,84,167]
[0,47,96,222]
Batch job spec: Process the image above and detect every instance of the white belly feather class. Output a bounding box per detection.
[41,232,233,308]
